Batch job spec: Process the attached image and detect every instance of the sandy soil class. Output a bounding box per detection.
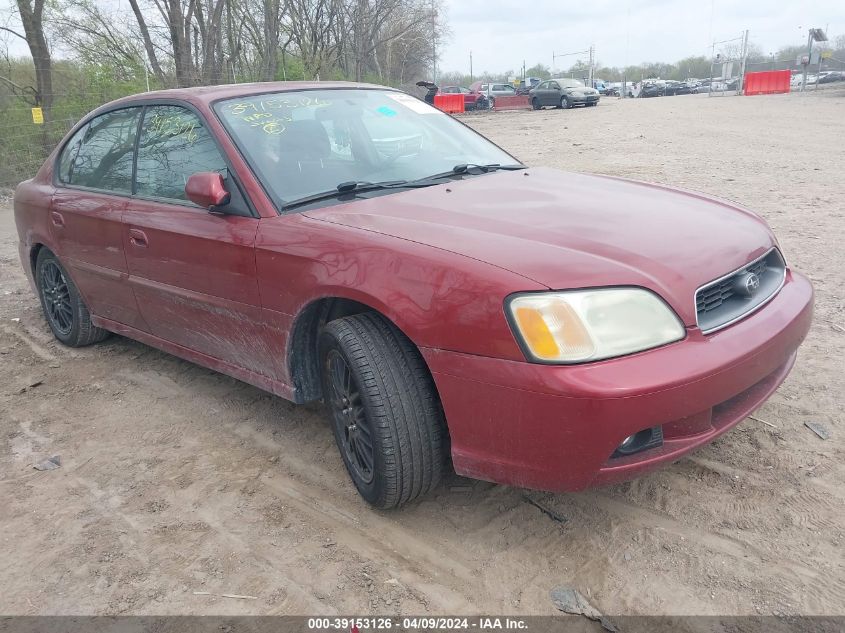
[1,89,843,618]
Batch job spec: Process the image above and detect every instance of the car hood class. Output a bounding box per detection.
[568,87,598,96]
[303,168,776,326]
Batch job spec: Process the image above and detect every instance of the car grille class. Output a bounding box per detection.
[695,248,786,333]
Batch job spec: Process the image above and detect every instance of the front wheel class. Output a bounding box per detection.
[560,95,570,109]
[319,313,447,509]
[36,249,108,347]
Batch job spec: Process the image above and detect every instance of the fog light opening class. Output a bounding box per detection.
[612,426,664,458]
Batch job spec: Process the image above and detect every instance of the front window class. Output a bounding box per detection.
[135,105,227,201]
[214,89,517,208]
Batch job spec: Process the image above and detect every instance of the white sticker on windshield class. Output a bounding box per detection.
[385,92,437,114]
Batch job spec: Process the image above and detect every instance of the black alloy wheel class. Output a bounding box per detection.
[40,260,73,336]
[325,348,375,485]
[319,313,447,509]
[35,249,109,347]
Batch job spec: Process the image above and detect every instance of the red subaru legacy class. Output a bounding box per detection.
[14,82,813,508]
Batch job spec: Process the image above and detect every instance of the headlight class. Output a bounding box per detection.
[507,288,685,364]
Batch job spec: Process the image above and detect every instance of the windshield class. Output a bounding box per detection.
[559,79,585,88]
[214,89,517,207]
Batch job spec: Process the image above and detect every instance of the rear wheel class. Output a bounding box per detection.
[319,313,447,509]
[36,249,108,347]
[532,98,541,110]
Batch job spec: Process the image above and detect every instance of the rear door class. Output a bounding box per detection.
[122,103,280,379]
[51,107,145,329]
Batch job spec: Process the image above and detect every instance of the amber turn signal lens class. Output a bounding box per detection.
[512,301,595,362]
[513,307,560,359]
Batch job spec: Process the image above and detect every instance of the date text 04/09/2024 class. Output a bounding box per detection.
[306,617,529,631]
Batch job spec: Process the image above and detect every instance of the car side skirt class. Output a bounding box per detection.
[91,315,297,402]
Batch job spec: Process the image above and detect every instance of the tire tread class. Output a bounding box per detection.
[322,313,445,508]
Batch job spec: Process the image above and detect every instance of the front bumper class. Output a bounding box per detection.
[571,94,600,104]
[422,271,813,492]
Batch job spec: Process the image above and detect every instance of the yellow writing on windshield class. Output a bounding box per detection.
[223,96,333,135]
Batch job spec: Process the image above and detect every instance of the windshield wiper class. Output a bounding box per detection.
[404,163,526,185]
[335,179,406,193]
[453,163,526,174]
[284,179,435,210]
[283,164,526,211]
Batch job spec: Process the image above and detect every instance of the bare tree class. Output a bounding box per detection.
[10,0,52,120]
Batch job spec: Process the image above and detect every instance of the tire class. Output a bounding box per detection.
[488,97,495,110]
[560,95,570,109]
[531,98,541,110]
[35,249,109,347]
[319,313,446,509]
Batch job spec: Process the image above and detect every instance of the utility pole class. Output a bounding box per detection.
[469,50,473,82]
[737,29,749,95]
[431,0,437,83]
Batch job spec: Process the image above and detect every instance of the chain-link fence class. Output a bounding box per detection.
[0,57,166,189]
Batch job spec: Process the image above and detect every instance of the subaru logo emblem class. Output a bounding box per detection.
[734,272,761,297]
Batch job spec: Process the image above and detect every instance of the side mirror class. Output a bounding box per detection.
[185,172,231,210]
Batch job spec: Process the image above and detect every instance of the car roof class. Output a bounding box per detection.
[100,81,395,109]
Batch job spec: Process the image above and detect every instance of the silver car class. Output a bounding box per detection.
[530,78,600,109]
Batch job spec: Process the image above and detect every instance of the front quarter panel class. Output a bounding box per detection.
[255,213,545,361]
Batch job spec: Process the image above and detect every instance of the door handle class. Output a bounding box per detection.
[128,228,148,247]
[50,211,65,227]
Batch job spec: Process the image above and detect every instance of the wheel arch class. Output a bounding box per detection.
[287,294,442,412]
[29,242,45,277]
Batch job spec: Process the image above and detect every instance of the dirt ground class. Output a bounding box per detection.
[1,89,843,618]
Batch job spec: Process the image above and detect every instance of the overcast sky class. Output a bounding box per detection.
[439,0,845,75]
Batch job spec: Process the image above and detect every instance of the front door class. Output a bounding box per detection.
[50,107,144,329]
[122,104,279,380]
[548,81,562,106]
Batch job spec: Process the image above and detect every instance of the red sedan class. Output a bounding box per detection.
[14,82,813,508]
[439,85,489,110]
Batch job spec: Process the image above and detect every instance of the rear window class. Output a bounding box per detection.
[61,108,140,192]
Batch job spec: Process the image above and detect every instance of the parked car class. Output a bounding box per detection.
[514,77,543,95]
[439,85,489,110]
[684,79,701,93]
[14,81,812,509]
[604,83,621,97]
[663,80,693,96]
[818,71,844,84]
[469,81,517,108]
[637,81,662,97]
[529,78,600,109]
[415,80,438,104]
